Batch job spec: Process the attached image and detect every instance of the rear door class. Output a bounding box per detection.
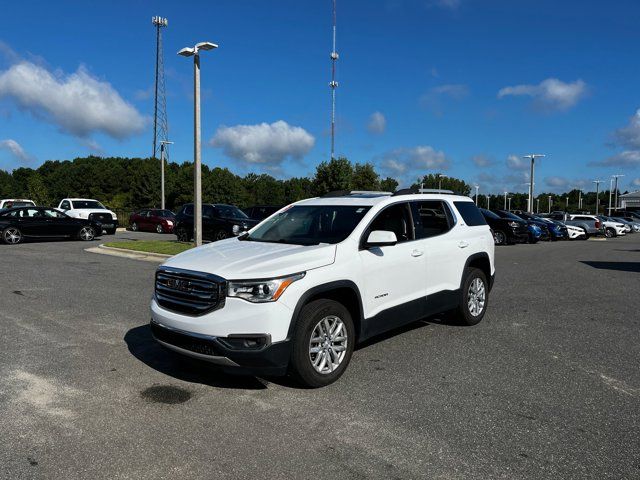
[18,208,50,236]
[358,202,427,334]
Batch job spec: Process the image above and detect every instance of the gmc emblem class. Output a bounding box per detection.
[167,278,192,292]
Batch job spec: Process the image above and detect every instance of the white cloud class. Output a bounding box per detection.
[0,61,145,139]
[379,145,450,183]
[429,84,469,100]
[631,178,640,187]
[614,109,640,149]
[545,176,569,188]
[0,139,31,162]
[498,78,588,111]
[506,154,530,170]
[420,84,469,115]
[210,121,315,167]
[472,155,494,168]
[367,111,386,135]
[590,150,640,168]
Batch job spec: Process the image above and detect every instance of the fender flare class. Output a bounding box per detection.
[461,252,494,291]
[286,280,364,340]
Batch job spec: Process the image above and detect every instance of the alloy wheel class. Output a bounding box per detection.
[156,224,163,234]
[309,315,348,374]
[494,231,506,245]
[79,226,95,241]
[4,227,22,244]
[131,222,138,231]
[467,277,486,317]
[216,230,227,241]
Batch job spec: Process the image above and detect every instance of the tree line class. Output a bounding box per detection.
[0,155,620,214]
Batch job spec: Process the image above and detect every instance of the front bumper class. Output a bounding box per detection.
[150,320,291,375]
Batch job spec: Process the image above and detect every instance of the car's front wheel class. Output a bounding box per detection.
[130,222,138,232]
[156,224,163,234]
[176,227,190,242]
[289,299,355,388]
[215,229,228,241]
[455,267,489,326]
[78,226,95,241]
[605,227,616,238]
[3,226,23,245]
[494,230,507,246]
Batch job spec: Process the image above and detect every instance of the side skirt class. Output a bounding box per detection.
[359,289,460,342]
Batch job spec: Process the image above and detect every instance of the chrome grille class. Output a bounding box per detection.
[155,267,227,315]
[89,212,112,223]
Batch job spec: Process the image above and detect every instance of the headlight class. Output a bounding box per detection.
[232,224,240,235]
[228,273,305,303]
[111,213,117,220]
[508,221,519,227]
[166,220,174,225]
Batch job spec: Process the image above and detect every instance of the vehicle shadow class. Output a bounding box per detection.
[580,261,640,273]
[124,324,269,390]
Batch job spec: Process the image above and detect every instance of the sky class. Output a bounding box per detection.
[1,0,640,194]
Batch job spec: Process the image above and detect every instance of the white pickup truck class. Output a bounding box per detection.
[57,198,118,234]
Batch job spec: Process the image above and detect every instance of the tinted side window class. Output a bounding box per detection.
[368,202,413,243]
[203,205,215,218]
[411,201,454,239]
[454,201,487,226]
[60,200,71,210]
[183,205,194,216]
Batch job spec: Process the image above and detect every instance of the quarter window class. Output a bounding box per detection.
[411,201,454,239]
[454,201,487,227]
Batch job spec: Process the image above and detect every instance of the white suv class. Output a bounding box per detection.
[58,198,118,234]
[150,191,495,387]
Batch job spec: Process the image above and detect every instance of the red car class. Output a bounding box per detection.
[129,209,176,233]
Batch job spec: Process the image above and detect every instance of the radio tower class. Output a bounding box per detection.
[329,0,338,160]
[152,16,169,161]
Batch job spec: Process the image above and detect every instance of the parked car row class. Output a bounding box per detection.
[0,197,119,244]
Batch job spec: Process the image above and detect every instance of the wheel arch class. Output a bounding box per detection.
[287,281,364,342]
[462,252,493,291]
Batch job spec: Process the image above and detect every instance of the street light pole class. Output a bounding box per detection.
[437,174,447,192]
[578,189,582,210]
[593,180,602,215]
[613,174,624,213]
[486,195,489,209]
[159,140,173,210]
[178,41,218,246]
[504,191,508,210]
[548,195,552,214]
[536,198,540,213]
[523,154,545,213]
[608,176,614,214]
[507,197,512,211]
[474,185,479,205]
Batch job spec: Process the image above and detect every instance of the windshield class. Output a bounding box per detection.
[496,210,523,221]
[2,201,34,208]
[217,205,249,219]
[479,208,500,220]
[245,205,371,245]
[72,200,105,209]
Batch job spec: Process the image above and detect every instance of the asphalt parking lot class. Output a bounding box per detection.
[1,232,638,479]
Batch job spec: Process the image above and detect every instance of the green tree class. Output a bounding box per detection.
[312,157,353,195]
[380,177,399,193]
[351,163,379,191]
[413,173,471,196]
[26,173,51,206]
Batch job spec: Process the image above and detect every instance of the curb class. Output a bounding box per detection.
[85,244,171,263]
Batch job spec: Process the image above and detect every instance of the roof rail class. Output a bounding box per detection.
[392,187,456,196]
[320,190,393,198]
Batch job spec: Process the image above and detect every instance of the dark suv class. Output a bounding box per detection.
[174,203,259,242]
[479,208,529,245]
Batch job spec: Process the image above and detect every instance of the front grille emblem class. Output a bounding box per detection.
[167,278,192,292]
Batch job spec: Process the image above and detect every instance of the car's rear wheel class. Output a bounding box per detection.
[78,226,95,241]
[215,229,228,241]
[289,299,355,388]
[156,224,163,234]
[494,230,507,245]
[455,267,489,326]
[131,222,138,232]
[3,227,23,245]
[605,227,615,238]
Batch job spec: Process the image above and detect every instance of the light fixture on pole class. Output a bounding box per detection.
[612,174,624,213]
[523,154,545,213]
[178,41,218,247]
[159,140,173,210]
[437,174,447,192]
[474,185,479,205]
[593,180,602,215]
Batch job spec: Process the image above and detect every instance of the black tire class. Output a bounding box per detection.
[107,229,116,235]
[215,229,228,241]
[156,223,163,234]
[2,226,23,245]
[605,227,615,238]
[494,230,507,246]
[289,299,355,388]
[583,232,590,240]
[176,227,190,242]
[528,234,538,244]
[454,267,489,326]
[78,226,95,241]
[131,222,138,232]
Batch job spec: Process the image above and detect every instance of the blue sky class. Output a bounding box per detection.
[1,0,640,194]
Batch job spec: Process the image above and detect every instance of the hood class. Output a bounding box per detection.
[221,216,259,226]
[163,238,336,279]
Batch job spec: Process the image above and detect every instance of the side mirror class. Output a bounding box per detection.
[365,230,397,248]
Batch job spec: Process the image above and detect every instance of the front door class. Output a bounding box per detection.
[357,202,426,338]
[17,208,49,236]
[43,208,78,236]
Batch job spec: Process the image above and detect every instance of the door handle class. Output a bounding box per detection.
[411,249,424,257]
[458,241,469,248]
